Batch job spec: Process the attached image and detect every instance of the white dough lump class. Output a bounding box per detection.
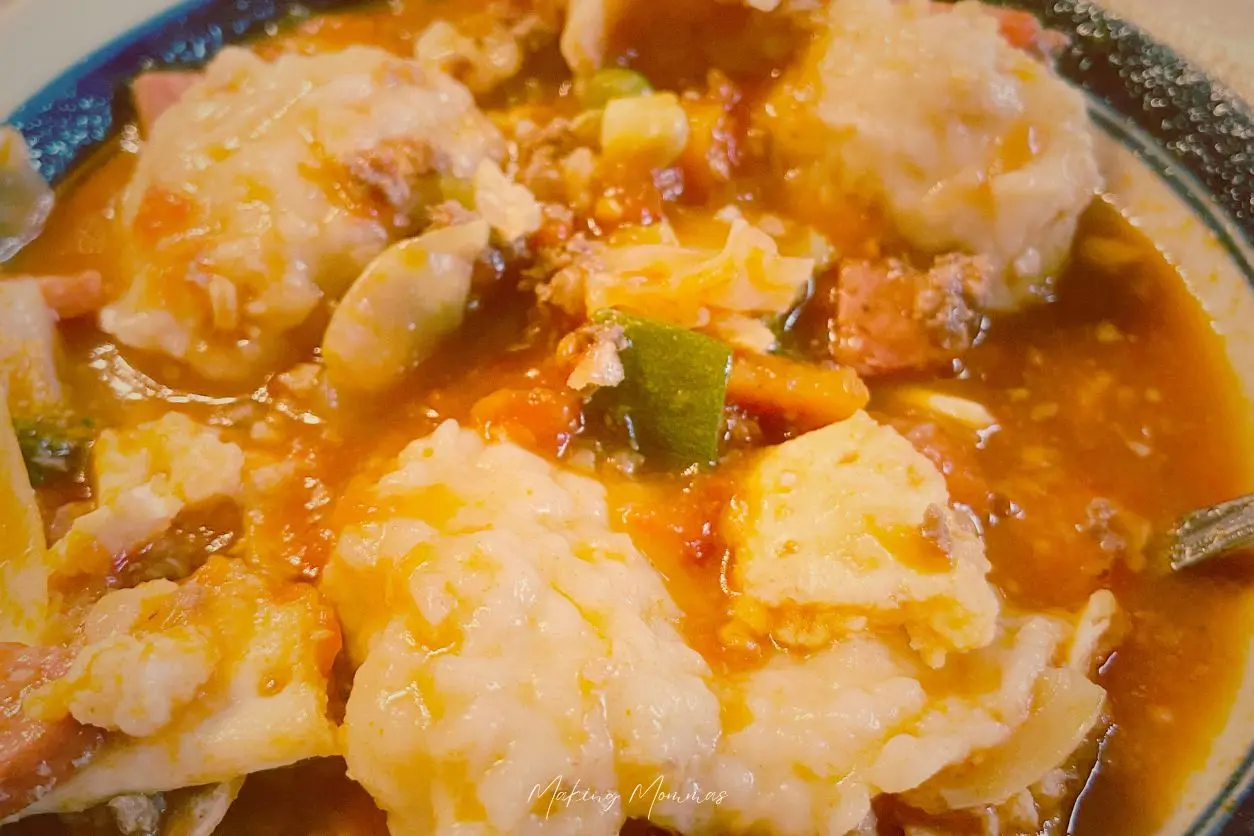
[705,609,1108,836]
[726,410,1000,664]
[322,419,1114,836]
[323,421,722,836]
[10,558,340,820]
[103,46,506,380]
[767,0,1101,309]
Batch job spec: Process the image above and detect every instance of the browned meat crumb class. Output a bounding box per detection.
[513,117,580,201]
[341,137,436,218]
[833,253,990,377]
[0,644,105,818]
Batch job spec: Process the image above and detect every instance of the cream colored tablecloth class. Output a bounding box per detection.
[1099,0,1254,102]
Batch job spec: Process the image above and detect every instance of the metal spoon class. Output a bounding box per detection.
[1158,494,1254,572]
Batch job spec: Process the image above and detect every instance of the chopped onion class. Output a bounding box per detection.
[938,668,1105,809]
[0,127,54,263]
[893,387,997,431]
[0,278,64,416]
[472,162,541,243]
[322,220,490,394]
[0,390,49,644]
[162,778,245,836]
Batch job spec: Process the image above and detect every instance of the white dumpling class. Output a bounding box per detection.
[767,0,1101,309]
[324,421,721,836]
[705,610,1107,836]
[725,410,1000,665]
[2,413,245,645]
[7,559,340,821]
[102,46,505,381]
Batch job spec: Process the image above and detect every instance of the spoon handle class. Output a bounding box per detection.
[1163,493,1254,571]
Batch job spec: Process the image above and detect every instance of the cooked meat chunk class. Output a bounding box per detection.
[0,644,104,818]
[834,254,989,377]
[130,71,199,136]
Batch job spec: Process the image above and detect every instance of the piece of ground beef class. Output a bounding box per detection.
[833,253,990,377]
[0,644,105,818]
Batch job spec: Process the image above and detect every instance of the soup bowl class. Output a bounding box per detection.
[0,0,1253,833]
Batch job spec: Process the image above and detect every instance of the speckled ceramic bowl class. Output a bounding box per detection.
[1,1,1253,833]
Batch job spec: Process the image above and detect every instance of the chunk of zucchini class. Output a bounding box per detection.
[592,309,731,469]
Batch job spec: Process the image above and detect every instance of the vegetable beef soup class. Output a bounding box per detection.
[0,1,1251,834]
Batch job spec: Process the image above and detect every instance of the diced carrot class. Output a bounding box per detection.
[620,473,733,565]
[31,270,106,320]
[727,352,869,430]
[471,386,585,458]
[930,4,1066,57]
[0,644,104,818]
[989,7,1044,51]
[131,186,196,244]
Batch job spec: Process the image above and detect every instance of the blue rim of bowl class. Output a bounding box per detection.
[3,0,1254,832]
[5,0,349,185]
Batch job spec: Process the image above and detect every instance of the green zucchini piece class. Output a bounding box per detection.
[592,309,731,469]
[13,416,93,488]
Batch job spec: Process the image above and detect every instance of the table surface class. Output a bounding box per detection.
[1098,0,1254,102]
[1227,805,1254,835]
[1,0,1253,833]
